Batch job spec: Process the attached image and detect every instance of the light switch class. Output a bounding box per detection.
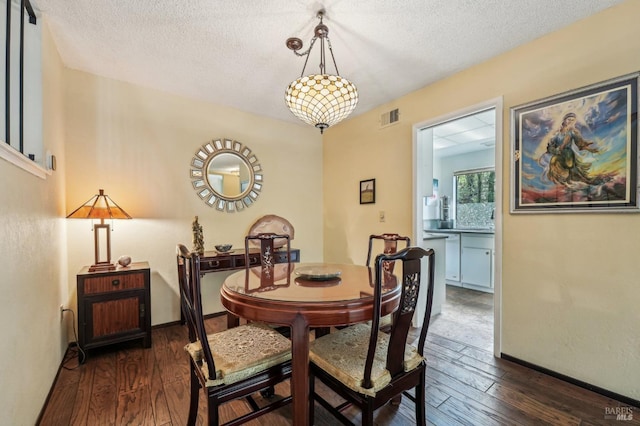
[379,211,385,222]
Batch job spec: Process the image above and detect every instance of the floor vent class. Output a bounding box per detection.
[380,108,399,128]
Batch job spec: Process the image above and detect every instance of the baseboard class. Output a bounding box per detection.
[205,311,228,320]
[151,320,182,328]
[500,353,640,409]
[152,310,227,329]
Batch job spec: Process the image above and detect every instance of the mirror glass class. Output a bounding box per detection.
[190,139,263,212]
[207,153,251,198]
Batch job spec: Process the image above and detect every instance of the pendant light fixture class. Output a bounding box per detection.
[284,10,358,134]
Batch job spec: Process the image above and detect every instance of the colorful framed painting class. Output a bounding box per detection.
[511,73,639,213]
[360,179,375,204]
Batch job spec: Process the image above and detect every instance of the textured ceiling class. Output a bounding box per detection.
[31,0,624,128]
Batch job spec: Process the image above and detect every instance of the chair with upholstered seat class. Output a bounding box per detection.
[309,246,435,426]
[176,244,292,425]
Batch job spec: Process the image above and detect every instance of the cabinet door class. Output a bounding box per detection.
[461,247,492,287]
[84,292,146,345]
[445,235,460,281]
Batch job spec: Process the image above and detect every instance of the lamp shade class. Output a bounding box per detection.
[66,189,131,271]
[66,189,132,220]
[285,74,358,133]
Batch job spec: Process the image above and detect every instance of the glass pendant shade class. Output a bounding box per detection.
[285,74,358,133]
[285,11,358,133]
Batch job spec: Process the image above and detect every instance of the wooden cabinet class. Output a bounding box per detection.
[461,235,493,292]
[77,262,151,357]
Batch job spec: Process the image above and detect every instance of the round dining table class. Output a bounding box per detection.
[220,262,401,426]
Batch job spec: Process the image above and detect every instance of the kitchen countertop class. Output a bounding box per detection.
[422,233,449,240]
[424,228,495,235]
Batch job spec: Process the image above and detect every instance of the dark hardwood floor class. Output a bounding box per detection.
[39,289,638,425]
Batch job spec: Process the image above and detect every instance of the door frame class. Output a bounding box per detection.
[412,96,503,356]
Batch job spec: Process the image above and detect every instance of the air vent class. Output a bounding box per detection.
[380,108,399,128]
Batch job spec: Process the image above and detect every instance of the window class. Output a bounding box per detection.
[0,0,44,177]
[454,168,495,228]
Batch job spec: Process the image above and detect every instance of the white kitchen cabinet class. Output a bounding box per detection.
[419,235,447,324]
[444,233,461,284]
[461,234,494,292]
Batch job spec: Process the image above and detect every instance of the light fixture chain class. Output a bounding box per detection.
[326,38,340,76]
[319,35,325,75]
[292,36,317,58]
[299,41,312,78]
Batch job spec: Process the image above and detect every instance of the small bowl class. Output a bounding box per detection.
[215,244,232,253]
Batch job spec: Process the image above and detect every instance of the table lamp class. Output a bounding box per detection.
[67,189,132,271]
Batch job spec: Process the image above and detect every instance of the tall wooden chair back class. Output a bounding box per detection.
[309,246,435,426]
[176,244,292,425]
[366,233,411,272]
[374,247,434,378]
[244,233,291,289]
[245,233,291,268]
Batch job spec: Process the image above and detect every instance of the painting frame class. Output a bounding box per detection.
[511,72,639,214]
[359,178,376,204]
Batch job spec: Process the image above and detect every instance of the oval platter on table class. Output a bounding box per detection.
[294,265,342,281]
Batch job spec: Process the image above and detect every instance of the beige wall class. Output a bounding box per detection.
[63,68,323,325]
[0,21,67,422]
[3,3,639,422]
[3,16,323,422]
[324,1,639,400]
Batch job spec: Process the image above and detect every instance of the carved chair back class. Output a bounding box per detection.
[366,233,411,272]
[244,233,291,291]
[365,246,434,385]
[176,244,216,380]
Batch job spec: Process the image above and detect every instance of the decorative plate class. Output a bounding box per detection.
[247,214,295,248]
[294,265,342,281]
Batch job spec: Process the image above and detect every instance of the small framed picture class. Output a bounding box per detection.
[360,179,375,204]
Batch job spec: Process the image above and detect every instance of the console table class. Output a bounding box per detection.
[179,247,300,325]
[199,247,300,274]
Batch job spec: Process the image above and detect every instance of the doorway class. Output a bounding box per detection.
[412,98,503,356]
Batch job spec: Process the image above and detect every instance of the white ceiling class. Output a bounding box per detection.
[30,0,623,131]
[433,109,496,157]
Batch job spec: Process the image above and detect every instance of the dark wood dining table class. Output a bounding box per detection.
[220,262,402,426]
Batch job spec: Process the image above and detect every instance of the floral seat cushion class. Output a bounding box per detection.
[184,322,291,387]
[309,323,423,397]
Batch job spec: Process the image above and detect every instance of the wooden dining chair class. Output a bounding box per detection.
[309,246,435,426]
[365,233,411,332]
[176,244,292,426]
[244,233,293,336]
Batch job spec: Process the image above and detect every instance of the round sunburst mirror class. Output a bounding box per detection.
[190,138,263,212]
